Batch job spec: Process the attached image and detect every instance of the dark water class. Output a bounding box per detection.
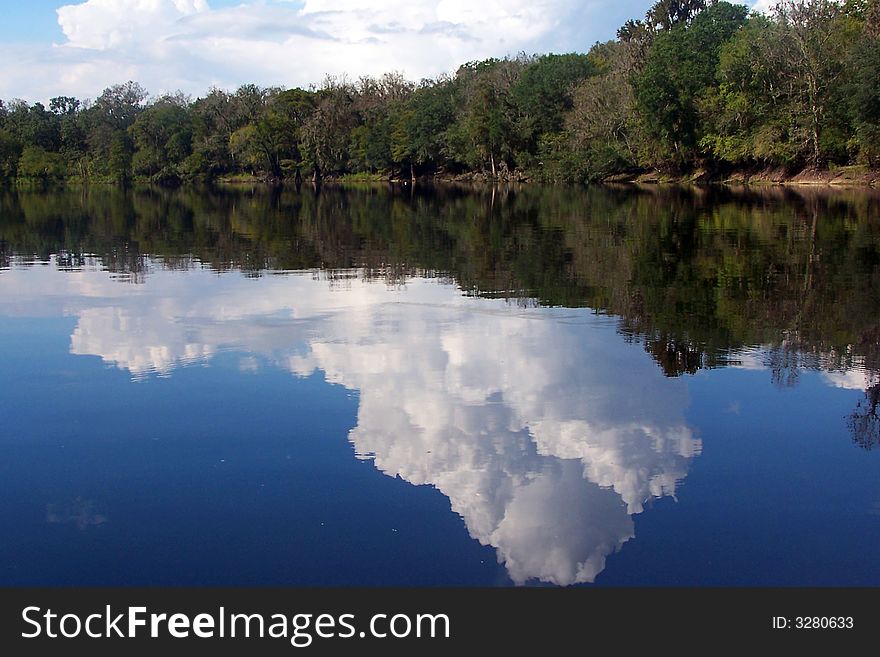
[1,184,879,587]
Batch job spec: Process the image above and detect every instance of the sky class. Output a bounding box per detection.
[0,0,672,102]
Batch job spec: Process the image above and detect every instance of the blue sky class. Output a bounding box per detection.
[0,3,63,42]
[0,0,246,41]
[0,0,687,101]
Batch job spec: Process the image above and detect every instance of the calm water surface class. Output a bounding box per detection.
[1,184,879,586]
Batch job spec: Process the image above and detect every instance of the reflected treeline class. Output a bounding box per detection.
[849,384,880,451]
[2,183,879,386]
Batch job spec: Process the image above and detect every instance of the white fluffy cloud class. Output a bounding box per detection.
[750,0,776,14]
[0,258,700,585]
[0,0,631,102]
[57,0,211,51]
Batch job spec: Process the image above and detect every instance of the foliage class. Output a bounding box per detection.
[848,20,880,164]
[704,1,863,168]
[634,2,748,166]
[1,0,878,184]
[17,145,66,182]
[0,129,22,180]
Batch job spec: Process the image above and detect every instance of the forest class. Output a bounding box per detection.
[0,0,879,185]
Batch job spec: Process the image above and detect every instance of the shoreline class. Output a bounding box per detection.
[301,166,880,188]
[7,165,880,190]
[614,166,880,188]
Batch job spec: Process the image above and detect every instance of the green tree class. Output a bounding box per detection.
[301,79,358,180]
[509,53,596,164]
[95,81,148,130]
[390,79,456,178]
[646,0,712,31]
[768,0,858,166]
[634,1,748,167]
[130,96,193,183]
[4,101,61,152]
[77,82,146,181]
[705,1,861,167]
[0,129,22,180]
[190,88,247,176]
[228,87,316,181]
[56,105,88,179]
[446,59,523,175]
[17,145,65,182]
[49,96,80,116]
[108,133,132,184]
[849,9,880,164]
[349,73,413,175]
[564,40,647,179]
[702,16,799,165]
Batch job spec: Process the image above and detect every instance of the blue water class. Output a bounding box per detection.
[1,259,877,587]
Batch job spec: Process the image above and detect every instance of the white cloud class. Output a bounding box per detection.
[728,348,770,371]
[751,0,846,16]
[751,0,776,14]
[57,0,210,51]
[0,0,624,101]
[822,369,880,391]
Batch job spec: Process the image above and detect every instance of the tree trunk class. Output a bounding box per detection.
[410,161,415,184]
[810,99,821,168]
[490,152,496,178]
[806,68,821,167]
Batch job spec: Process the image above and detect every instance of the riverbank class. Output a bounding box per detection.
[7,164,880,189]
[604,165,880,188]
[365,164,880,188]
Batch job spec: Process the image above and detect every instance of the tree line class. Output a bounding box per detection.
[1,0,878,185]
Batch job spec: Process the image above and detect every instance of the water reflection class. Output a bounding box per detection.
[0,261,700,585]
[731,346,880,450]
[1,184,879,585]
[849,386,880,450]
[3,183,879,384]
[47,498,107,531]
[287,285,699,585]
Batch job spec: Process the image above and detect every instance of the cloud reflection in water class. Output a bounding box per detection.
[1,261,700,585]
